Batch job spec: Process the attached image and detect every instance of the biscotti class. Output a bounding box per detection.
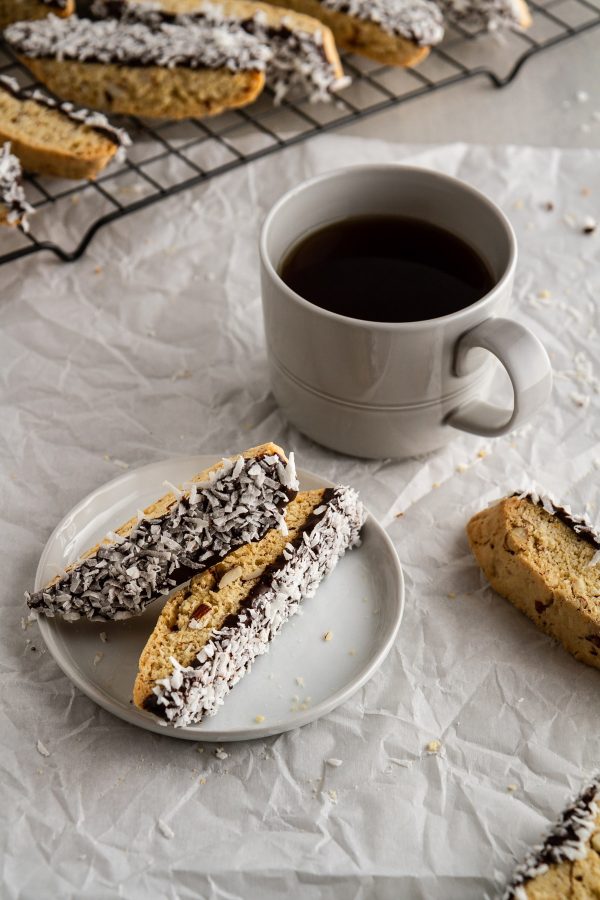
[0,141,33,231]
[95,0,347,102]
[26,444,298,621]
[0,75,130,180]
[134,485,365,726]
[4,14,268,119]
[503,775,600,899]
[0,0,73,30]
[437,0,531,32]
[263,0,444,67]
[467,492,600,670]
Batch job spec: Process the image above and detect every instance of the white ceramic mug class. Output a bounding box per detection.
[259,165,552,459]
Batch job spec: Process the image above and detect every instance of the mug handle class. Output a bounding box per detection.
[445,318,552,437]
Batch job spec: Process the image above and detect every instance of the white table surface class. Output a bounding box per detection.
[1,25,600,900]
[348,30,600,148]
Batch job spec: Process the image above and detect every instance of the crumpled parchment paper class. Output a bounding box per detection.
[2,135,600,899]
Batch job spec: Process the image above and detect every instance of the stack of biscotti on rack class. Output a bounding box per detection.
[26,444,366,726]
[4,0,347,119]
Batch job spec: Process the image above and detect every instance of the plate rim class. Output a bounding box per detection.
[35,454,405,742]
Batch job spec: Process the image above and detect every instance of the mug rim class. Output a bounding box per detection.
[259,163,517,331]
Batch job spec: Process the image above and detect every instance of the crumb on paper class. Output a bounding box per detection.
[171,368,192,382]
[456,463,468,473]
[543,201,554,211]
[447,591,457,599]
[425,740,442,754]
[581,187,591,196]
[254,715,265,724]
[36,740,50,757]
[99,632,108,643]
[295,676,305,687]
[112,459,129,470]
[323,631,333,642]
[326,758,343,767]
[477,449,488,459]
[157,819,174,839]
[507,784,518,793]
[103,453,110,461]
[538,289,551,300]
[196,746,204,753]
[71,194,80,205]
[571,392,590,409]
[199,776,207,785]
[395,511,404,518]
[432,482,440,489]
[512,198,524,210]
[94,265,102,275]
[348,648,356,656]
[93,652,104,667]
[326,789,338,803]
[583,216,597,235]
[215,747,229,761]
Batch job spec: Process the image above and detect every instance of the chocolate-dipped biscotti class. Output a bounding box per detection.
[134,485,365,726]
[438,0,531,33]
[467,491,600,670]
[503,775,600,899]
[26,444,298,622]
[97,0,347,102]
[0,75,130,180]
[262,0,444,67]
[0,141,33,230]
[5,0,346,119]
[0,0,73,31]
[4,12,268,119]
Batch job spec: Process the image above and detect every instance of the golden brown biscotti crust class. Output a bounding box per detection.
[263,0,429,66]
[0,0,73,29]
[133,488,328,708]
[0,91,118,180]
[133,0,344,80]
[467,495,600,670]
[16,57,265,119]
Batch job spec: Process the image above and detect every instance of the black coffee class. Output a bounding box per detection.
[279,215,495,323]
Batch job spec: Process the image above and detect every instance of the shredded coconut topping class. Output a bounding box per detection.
[6,3,347,104]
[319,0,444,46]
[148,486,365,727]
[516,489,600,549]
[437,0,525,31]
[0,142,33,232]
[504,776,600,898]
[26,452,298,621]
[0,75,130,161]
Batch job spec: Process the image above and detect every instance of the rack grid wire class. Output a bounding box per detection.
[0,0,598,266]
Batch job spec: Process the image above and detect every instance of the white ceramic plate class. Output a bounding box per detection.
[36,455,404,742]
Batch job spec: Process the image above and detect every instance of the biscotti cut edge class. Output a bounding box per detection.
[136,485,365,726]
[13,58,265,120]
[467,491,600,670]
[503,775,600,899]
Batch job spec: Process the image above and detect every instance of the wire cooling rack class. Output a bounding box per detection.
[0,0,598,265]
